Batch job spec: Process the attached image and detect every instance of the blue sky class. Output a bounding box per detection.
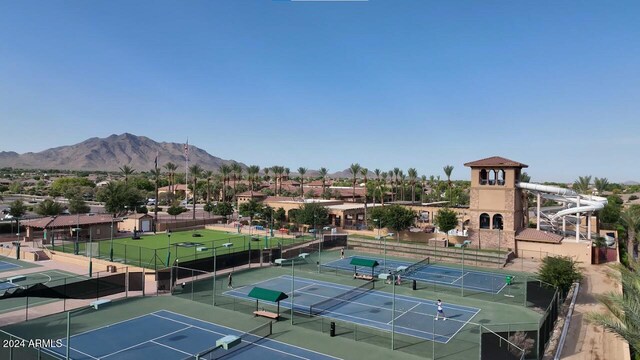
[1,1,639,182]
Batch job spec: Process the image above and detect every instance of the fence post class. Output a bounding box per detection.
[478,324,482,360]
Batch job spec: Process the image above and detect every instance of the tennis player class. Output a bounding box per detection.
[435,299,446,321]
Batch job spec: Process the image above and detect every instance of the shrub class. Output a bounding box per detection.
[538,256,582,294]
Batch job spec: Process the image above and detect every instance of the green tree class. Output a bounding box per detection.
[443,165,454,204]
[594,177,609,195]
[274,207,286,223]
[587,263,640,354]
[119,165,136,184]
[67,194,90,214]
[8,200,27,218]
[319,167,328,197]
[434,208,458,240]
[408,168,418,203]
[297,167,307,197]
[9,182,23,194]
[295,203,330,227]
[189,164,203,219]
[349,163,361,203]
[620,205,640,262]
[213,202,234,218]
[96,182,144,217]
[573,175,592,194]
[383,204,415,242]
[35,199,63,216]
[537,256,582,295]
[49,177,95,197]
[167,205,184,221]
[239,199,264,218]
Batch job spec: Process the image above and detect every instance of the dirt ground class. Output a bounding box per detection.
[505,258,630,360]
[561,264,630,360]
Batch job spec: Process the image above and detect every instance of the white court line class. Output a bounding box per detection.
[279,275,479,313]
[65,346,99,360]
[444,307,482,344]
[451,272,469,284]
[101,325,193,359]
[151,312,312,360]
[388,302,422,325]
[224,285,467,342]
[156,310,341,360]
[149,340,192,356]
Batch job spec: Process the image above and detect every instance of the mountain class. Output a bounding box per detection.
[0,133,245,172]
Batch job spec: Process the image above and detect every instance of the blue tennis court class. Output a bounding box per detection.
[44,310,338,360]
[225,276,480,343]
[323,256,510,294]
[0,260,21,272]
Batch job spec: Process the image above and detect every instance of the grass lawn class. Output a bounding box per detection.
[51,229,314,269]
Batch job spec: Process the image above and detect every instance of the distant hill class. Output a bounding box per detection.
[0,133,245,172]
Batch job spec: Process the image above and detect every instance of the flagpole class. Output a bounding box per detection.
[184,139,189,201]
[154,151,159,233]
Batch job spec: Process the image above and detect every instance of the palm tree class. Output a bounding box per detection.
[349,163,361,203]
[189,165,203,219]
[587,263,640,354]
[594,177,609,195]
[219,164,232,203]
[164,162,178,201]
[271,166,283,195]
[573,175,592,194]
[297,167,307,197]
[620,206,640,262]
[319,167,328,197]
[373,169,381,205]
[203,170,214,203]
[399,170,405,201]
[361,167,369,226]
[381,172,388,205]
[231,163,243,204]
[408,168,418,203]
[119,165,136,184]
[420,175,427,203]
[284,167,290,181]
[247,165,260,192]
[393,168,400,202]
[443,165,454,204]
[263,167,270,182]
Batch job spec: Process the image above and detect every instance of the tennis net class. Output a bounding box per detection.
[309,280,375,316]
[402,257,430,277]
[191,321,273,360]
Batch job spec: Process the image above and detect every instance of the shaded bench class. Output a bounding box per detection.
[253,310,279,320]
[455,240,472,248]
[7,275,26,284]
[354,274,374,281]
[90,299,112,309]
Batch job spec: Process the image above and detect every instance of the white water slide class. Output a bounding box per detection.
[517,182,608,241]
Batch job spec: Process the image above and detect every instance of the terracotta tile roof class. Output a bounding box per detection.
[515,228,563,244]
[237,191,266,197]
[464,156,528,168]
[22,214,117,229]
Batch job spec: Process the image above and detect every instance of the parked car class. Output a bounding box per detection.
[147,198,156,206]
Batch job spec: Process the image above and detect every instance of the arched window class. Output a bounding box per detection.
[489,170,496,185]
[498,170,505,186]
[480,213,490,229]
[479,169,488,185]
[493,214,503,230]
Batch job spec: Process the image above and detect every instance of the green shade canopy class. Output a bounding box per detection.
[349,258,379,268]
[248,287,289,303]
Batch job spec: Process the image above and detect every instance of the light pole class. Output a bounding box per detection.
[166,230,172,267]
[110,215,115,262]
[391,269,396,350]
[74,213,80,255]
[374,218,381,239]
[88,226,93,277]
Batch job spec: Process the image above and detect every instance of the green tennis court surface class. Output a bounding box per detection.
[0,270,85,314]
